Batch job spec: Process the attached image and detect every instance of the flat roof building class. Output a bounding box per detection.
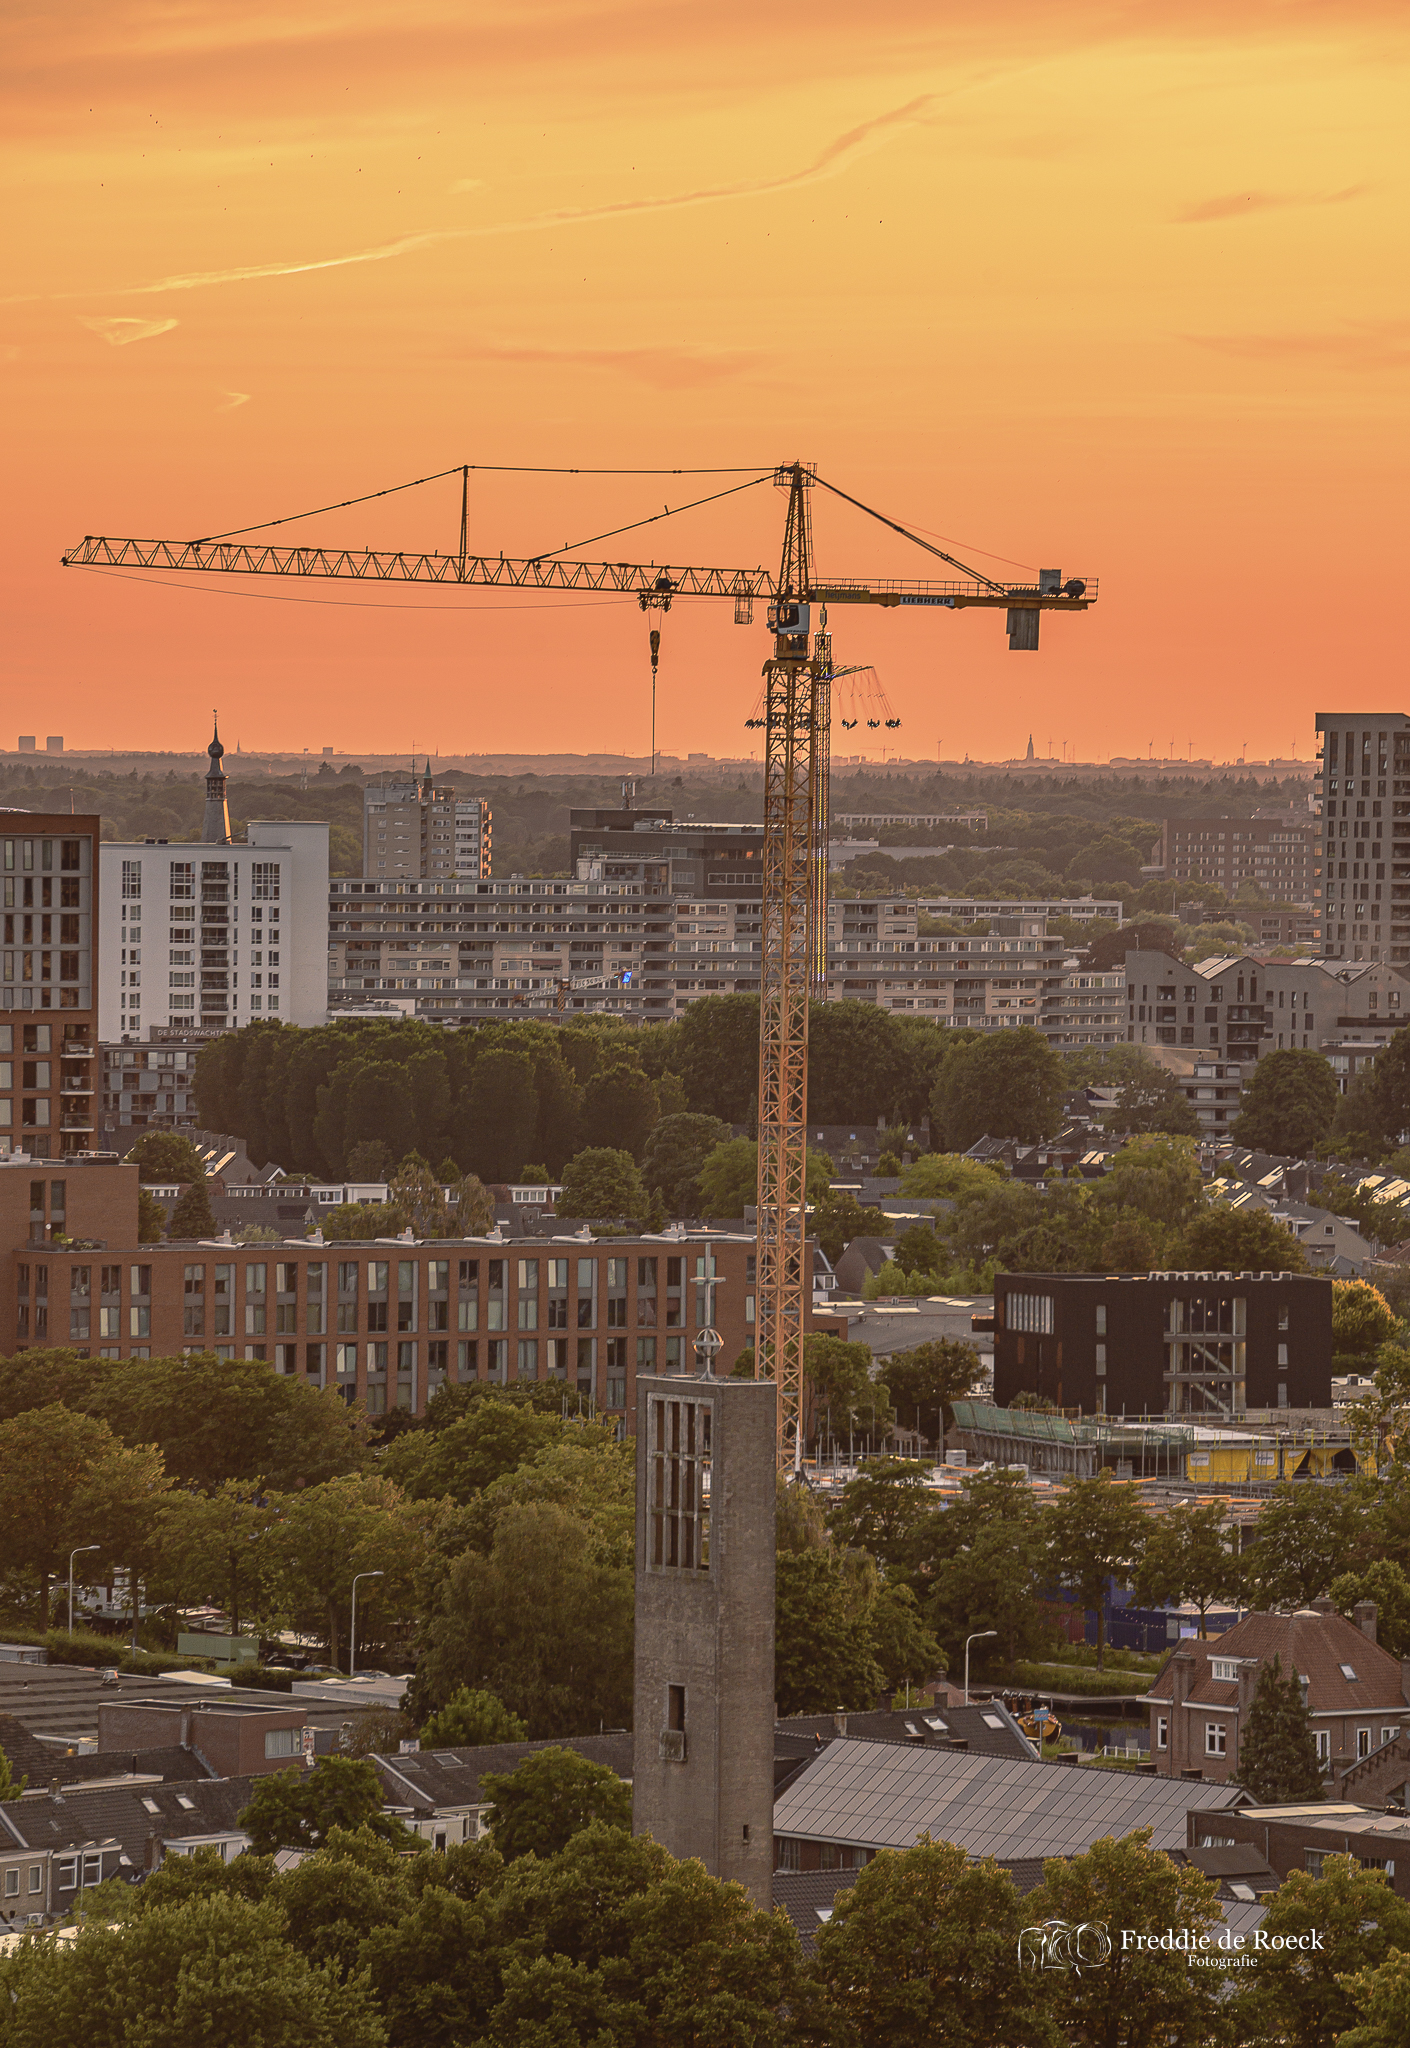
[992,1269,1332,1420]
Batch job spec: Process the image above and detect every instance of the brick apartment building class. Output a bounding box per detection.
[1154,811,1316,904]
[0,1158,834,1422]
[1148,1603,1410,1787]
[0,814,99,1160]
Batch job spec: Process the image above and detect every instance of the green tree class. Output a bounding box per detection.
[384,1400,570,1505]
[263,1473,420,1670]
[383,1154,451,1238]
[240,1755,411,1854]
[809,1186,888,1267]
[137,1186,167,1243]
[1044,1471,1148,1669]
[1244,1483,1359,1609]
[482,1747,630,1861]
[1103,1065,1201,1136]
[556,1146,648,1221]
[414,1502,633,1737]
[90,1352,369,1494]
[345,1137,392,1181]
[1024,1828,1226,2048]
[166,1174,216,1240]
[1098,1133,1207,1235]
[867,1581,945,1692]
[641,1112,732,1215]
[160,1481,284,1638]
[695,1136,758,1217]
[808,1838,1044,2048]
[1232,1046,1340,1155]
[322,1201,403,1241]
[928,1514,1054,1671]
[1333,1278,1400,1361]
[898,1154,1006,1201]
[455,1048,539,1183]
[579,1058,659,1162]
[804,1333,892,1446]
[125,1130,206,1182]
[1233,1853,1410,2048]
[891,1221,943,1276]
[671,993,761,1122]
[880,1339,982,1444]
[1173,1203,1310,1273]
[0,1892,384,2048]
[1234,1653,1325,1803]
[418,1687,527,1750]
[1330,1558,1410,1658]
[0,1742,27,1801]
[930,1028,1066,1151]
[1331,1027,1410,1160]
[775,1548,884,1715]
[1130,1502,1242,1635]
[826,1460,936,1575]
[0,1406,171,1628]
[1339,1946,1410,2048]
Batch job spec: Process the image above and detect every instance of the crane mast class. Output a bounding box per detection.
[64,462,1097,1466]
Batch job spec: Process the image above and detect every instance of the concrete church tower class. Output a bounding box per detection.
[631,1370,777,1909]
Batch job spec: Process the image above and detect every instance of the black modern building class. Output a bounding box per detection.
[570,808,766,906]
[993,1270,1332,1419]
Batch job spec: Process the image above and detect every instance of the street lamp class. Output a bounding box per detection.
[349,1571,383,1679]
[964,1630,997,1706]
[68,1545,100,1635]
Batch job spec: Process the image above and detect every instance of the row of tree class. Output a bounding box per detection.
[3,1792,1408,2047]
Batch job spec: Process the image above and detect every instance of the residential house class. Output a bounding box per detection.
[1147,1602,1410,1792]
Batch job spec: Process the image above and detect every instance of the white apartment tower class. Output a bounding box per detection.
[363,766,491,880]
[1315,713,1410,965]
[99,725,329,1039]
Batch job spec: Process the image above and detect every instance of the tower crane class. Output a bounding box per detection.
[64,460,1096,1463]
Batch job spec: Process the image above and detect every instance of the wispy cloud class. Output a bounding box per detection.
[463,340,759,390]
[79,314,179,344]
[1183,320,1410,369]
[1173,184,1369,225]
[448,177,484,194]
[217,390,251,409]
[54,86,986,303]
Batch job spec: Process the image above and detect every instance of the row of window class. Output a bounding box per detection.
[1156,1716,1399,1761]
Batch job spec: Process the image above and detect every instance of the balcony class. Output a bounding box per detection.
[60,1114,96,1132]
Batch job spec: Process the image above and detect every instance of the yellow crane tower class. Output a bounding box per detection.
[64,459,1096,1461]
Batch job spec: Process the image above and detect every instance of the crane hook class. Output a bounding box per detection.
[649,627,661,678]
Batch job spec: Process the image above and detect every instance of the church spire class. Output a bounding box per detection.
[1026,734,1035,762]
[202,712,232,845]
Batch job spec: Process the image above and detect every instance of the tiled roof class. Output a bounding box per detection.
[371,1734,633,1815]
[1147,1611,1409,1714]
[775,1705,1036,1763]
[772,1869,860,1949]
[771,1739,1246,1859]
[0,1776,257,1866]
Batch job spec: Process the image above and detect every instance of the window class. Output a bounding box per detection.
[1340,1663,1359,1682]
[264,1728,300,1758]
[1156,1715,1168,1751]
[1205,1722,1226,1757]
[4,1869,17,1896]
[647,1393,711,1572]
[1382,1727,1401,1748]
[1211,1659,1237,1682]
[1315,1729,1331,1763]
[1006,1290,1054,1334]
[1358,1727,1373,1759]
[1305,1850,1326,1878]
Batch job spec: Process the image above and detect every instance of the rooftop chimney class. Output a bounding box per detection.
[1354,1601,1379,1646]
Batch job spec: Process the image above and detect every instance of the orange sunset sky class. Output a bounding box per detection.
[4,1,1407,766]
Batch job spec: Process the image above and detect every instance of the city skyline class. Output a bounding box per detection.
[6,4,1406,760]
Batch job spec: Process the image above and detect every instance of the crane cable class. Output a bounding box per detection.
[195,464,771,543]
[527,473,772,563]
[812,473,1009,595]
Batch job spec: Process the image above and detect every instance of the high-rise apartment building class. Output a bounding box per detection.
[100,728,329,1039]
[0,815,99,1159]
[1314,713,1410,963]
[362,768,491,880]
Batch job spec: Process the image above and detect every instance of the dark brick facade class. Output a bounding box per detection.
[993,1270,1331,1419]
